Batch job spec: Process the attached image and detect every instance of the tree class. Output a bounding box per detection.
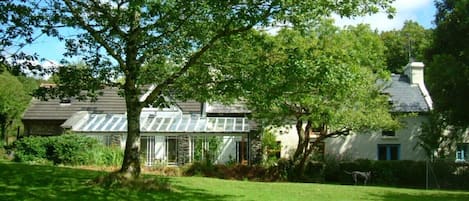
[380,21,432,73]
[3,0,395,179]
[0,72,30,145]
[193,21,397,178]
[246,23,397,177]
[426,0,469,129]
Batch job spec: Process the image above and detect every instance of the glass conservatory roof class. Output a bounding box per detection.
[70,113,250,133]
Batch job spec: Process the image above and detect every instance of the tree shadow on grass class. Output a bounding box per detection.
[0,162,240,201]
[369,191,469,201]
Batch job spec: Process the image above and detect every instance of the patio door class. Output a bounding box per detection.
[166,137,178,164]
[141,136,156,166]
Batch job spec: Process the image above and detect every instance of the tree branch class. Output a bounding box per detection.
[90,0,127,37]
[142,25,254,106]
[63,0,126,68]
[325,128,351,138]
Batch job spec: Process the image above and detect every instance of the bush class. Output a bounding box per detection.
[13,134,123,166]
[46,134,100,165]
[13,136,50,163]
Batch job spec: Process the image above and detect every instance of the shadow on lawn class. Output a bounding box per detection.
[0,162,238,201]
[370,191,469,201]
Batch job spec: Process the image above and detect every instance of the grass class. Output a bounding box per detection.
[0,161,468,201]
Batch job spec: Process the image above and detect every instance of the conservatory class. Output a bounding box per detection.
[61,109,251,166]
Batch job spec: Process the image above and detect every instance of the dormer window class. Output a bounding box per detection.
[382,130,396,137]
[60,98,71,106]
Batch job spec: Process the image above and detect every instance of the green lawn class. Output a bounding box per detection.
[1,161,468,201]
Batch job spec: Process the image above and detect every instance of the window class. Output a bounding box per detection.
[59,98,71,107]
[60,98,71,104]
[382,130,396,137]
[456,143,469,162]
[236,141,248,164]
[378,144,400,160]
[166,138,178,164]
[141,136,156,166]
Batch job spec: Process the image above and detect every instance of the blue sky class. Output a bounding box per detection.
[10,0,437,64]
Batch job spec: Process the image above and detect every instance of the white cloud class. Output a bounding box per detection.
[334,0,434,31]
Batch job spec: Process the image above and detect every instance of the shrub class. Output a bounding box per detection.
[13,136,50,163]
[86,145,124,167]
[46,134,100,165]
[13,134,123,166]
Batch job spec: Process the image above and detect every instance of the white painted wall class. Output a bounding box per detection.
[269,126,299,159]
[271,115,429,161]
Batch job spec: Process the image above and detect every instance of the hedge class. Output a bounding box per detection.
[12,134,123,166]
[324,159,469,190]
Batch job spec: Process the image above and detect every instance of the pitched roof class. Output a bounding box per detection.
[22,88,126,121]
[382,74,431,113]
[206,102,250,115]
[176,100,202,114]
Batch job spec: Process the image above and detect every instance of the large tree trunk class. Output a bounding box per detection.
[293,121,326,180]
[1,121,6,145]
[119,5,143,178]
[120,95,142,178]
[293,119,304,161]
[294,120,314,178]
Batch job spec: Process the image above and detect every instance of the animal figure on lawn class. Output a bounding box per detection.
[344,171,371,185]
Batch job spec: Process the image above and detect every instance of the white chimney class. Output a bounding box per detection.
[404,62,425,85]
[404,62,433,110]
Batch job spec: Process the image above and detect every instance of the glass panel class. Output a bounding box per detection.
[177,116,190,131]
[141,115,155,131]
[390,146,399,160]
[104,116,120,131]
[89,115,105,130]
[116,117,127,131]
[187,118,197,131]
[150,117,163,131]
[81,115,98,130]
[378,145,387,160]
[225,118,234,131]
[169,117,182,131]
[382,130,396,136]
[141,136,155,166]
[159,118,172,131]
[236,141,248,163]
[235,118,244,131]
[206,118,216,131]
[167,138,178,163]
[215,118,226,131]
[195,118,207,131]
[96,116,113,131]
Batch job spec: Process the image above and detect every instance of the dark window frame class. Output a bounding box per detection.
[378,144,400,160]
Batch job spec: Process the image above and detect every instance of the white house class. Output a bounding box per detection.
[272,62,434,161]
[23,61,469,165]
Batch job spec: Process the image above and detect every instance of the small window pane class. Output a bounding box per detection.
[235,119,243,131]
[104,116,120,131]
[225,118,234,131]
[150,117,163,131]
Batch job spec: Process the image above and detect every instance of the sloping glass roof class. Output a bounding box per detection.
[71,113,250,133]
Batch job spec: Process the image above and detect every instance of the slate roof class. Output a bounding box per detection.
[22,88,215,121]
[22,88,126,121]
[176,100,202,114]
[382,74,431,113]
[206,102,250,116]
